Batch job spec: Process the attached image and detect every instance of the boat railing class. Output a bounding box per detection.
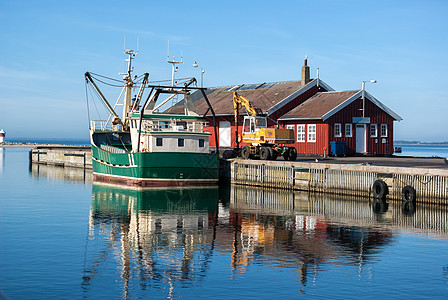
[91,120,121,132]
[141,120,208,133]
[100,144,127,154]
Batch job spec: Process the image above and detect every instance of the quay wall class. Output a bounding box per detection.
[231,158,448,203]
[30,146,92,169]
[28,147,448,203]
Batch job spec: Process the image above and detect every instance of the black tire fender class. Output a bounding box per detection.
[372,180,388,198]
[402,185,416,202]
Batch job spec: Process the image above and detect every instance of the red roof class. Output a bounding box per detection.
[165,80,309,116]
[279,90,402,121]
[279,91,359,120]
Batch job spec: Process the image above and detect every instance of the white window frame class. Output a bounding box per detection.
[381,124,387,137]
[297,124,305,142]
[345,124,352,137]
[286,124,296,131]
[370,124,377,137]
[308,124,316,142]
[334,123,342,137]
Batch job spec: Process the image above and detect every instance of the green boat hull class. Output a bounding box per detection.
[91,145,219,186]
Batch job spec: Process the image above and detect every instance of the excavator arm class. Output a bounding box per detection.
[233,92,263,116]
[233,92,264,150]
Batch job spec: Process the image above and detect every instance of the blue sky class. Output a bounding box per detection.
[0,0,447,142]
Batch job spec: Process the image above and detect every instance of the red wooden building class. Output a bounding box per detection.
[278,90,402,156]
[166,59,333,150]
[165,59,402,156]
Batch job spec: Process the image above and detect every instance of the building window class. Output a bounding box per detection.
[308,124,316,142]
[381,124,387,137]
[334,123,342,137]
[156,138,163,146]
[178,138,184,147]
[297,125,305,142]
[199,139,205,147]
[345,124,352,137]
[370,124,377,137]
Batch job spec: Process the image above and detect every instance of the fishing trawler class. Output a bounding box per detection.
[85,50,219,186]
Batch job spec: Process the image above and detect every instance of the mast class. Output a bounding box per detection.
[167,55,183,87]
[121,50,138,124]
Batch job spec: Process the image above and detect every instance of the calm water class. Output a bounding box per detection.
[395,144,448,158]
[1,148,448,299]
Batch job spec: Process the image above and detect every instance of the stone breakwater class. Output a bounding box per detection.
[1,142,85,148]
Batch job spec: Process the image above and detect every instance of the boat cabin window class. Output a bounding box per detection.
[159,121,169,129]
[199,139,205,147]
[178,138,184,147]
[156,138,163,146]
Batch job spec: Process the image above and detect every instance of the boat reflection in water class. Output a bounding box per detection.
[84,183,219,298]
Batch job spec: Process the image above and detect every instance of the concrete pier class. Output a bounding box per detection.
[231,158,448,203]
[30,146,92,169]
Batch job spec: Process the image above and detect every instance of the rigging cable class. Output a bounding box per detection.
[86,82,105,121]
[89,72,123,83]
[85,80,91,128]
[89,75,123,88]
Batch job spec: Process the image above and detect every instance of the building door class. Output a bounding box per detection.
[356,124,366,153]
[219,121,231,148]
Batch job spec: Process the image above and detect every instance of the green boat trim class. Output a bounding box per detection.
[91,145,219,182]
[93,172,218,182]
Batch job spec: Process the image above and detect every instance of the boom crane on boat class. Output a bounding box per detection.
[85,50,150,131]
[85,71,124,127]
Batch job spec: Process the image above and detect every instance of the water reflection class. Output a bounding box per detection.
[30,163,93,183]
[84,183,219,298]
[0,148,4,174]
[229,186,395,289]
[83,183,448,298]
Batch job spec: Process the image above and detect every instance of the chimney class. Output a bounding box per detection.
[301,56,310,85]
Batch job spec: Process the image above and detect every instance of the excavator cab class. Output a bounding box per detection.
[243,116,267,134]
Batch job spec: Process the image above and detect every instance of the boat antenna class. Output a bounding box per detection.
[166,44,183,87]
[119,50,138,125]
[167,40,170,61]
[123,49,138,76]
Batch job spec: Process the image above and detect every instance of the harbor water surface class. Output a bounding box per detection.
[1,148,448,299]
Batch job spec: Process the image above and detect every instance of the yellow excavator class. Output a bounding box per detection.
[233,92,297,160]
